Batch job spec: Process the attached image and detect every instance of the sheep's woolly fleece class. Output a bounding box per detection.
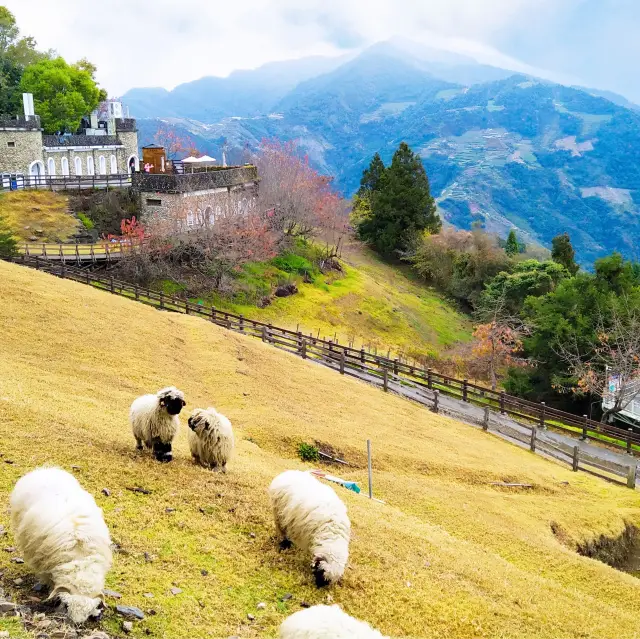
[269,470,350,586]
[10,467,112,624]
[279,604,387,639]
[188,407,235,470]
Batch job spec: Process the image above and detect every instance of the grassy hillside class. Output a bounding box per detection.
[215,240,471,359]
[0,191,79,243]
[0,261,639,639]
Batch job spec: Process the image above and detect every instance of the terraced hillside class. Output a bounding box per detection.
[0,260,639,639]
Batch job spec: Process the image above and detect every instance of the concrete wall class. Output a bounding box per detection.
[0,129,43,175]
[43,147,128,176]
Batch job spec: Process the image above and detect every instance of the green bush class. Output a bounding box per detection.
[297,442,320,463]
[272,253,314,276]
[77,212,94,230]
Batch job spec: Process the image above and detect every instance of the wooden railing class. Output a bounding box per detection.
[1,174,131,192]
[18,240,139,263]
[6,254,639,488]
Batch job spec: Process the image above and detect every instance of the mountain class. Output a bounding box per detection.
[121,55,351,120]
[128,41,640,265]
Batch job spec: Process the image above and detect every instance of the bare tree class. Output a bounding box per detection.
[555,301,640,423]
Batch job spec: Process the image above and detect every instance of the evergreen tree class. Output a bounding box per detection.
[551,232,579,276]
[356,152,386,197]
[358,142,440,257]
[0,215,16,257]
[505,229,520,257]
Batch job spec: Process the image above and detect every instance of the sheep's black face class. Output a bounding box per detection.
[164,397,186,416]
[188,414,209,434]
[313,558,330,588]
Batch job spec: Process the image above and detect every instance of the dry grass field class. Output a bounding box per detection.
[0,260,639,639]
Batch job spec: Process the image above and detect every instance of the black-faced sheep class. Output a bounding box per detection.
[10,467,112,624]
[188,407,234,472]
[269,470,351,587]
[130,386,185,462]
[279,604,387,638]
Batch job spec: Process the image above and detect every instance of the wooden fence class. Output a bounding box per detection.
[18,240,137,263]
[1,174,131,192]
[6,254,639,487]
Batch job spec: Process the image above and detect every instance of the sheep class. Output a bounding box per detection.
[269,470,350,587]
[130,386,186,462]
[10,467,112,624]
[188,407,234,472]
[279,604,387,639]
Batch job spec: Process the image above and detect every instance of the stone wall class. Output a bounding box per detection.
[0,129,43,174]
[133,165,259,194]
[117,130,139,172]
[43,147,126,176]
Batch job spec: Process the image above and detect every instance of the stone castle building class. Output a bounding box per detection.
[0,94,139,184]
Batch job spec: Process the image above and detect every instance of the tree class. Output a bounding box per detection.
[551,232,579,276]
[554,298,640,423]
[19,57,107,133]
[0,214,16,257]
[504,229,520,257]
[357,142,440,257]
[154,125,199,161]
[356,152,386,197]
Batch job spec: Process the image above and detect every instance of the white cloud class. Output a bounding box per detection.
[1,0,582,94]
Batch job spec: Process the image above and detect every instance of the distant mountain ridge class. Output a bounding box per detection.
[125,40,640,265]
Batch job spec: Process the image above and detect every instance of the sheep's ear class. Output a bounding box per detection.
[48,585,70,601]
[182,399,186,406]
[159,399,165,407]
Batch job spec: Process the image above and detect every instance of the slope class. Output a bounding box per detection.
[0,261,639,639]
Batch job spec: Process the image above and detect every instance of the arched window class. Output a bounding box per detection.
[110,155,117,174]
[99,156,106,175]
[215,205,222,220]
[86,156,94,176]
[47,157,56,176]
[186,210,195,227]
[205,206,213,225]
[128,155,139,173]
[61,157,69,176]
[74,157,82,176]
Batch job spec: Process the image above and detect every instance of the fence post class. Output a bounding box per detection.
[85,270,89,285]
[627,464,637,490]
[462,379,468,402]
[432,390,439,414]
[581,415,588,441]
[340,351,345,375]
[109,277,114,293]
[185,300,189,315]
[499,391,505,415]
[134,284,139,300]
[262,326,267,343]
[572,445,579,472]
[539,402,546,430]
[383,369,388,392]
[160,291,164,309]
[35,256,40,270]
[360,348,365,364]
[393,359,399,375]
[367,439,373,499]
[530,426,537,452]
[240,315,245,332]
[627,429,633,455]
[427,368,433,390]
[301,340,307,360]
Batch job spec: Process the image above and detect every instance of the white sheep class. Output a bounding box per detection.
[130,386,186,462]
[10,467,112,624]
[188,407,234,472]
[269,470,350,587]
[280,604,387,639]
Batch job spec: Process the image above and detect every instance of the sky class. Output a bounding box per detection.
[4,0,639,102]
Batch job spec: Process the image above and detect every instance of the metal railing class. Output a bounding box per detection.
[0,174,132,192]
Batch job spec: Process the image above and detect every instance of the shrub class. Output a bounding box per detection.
[272,253,314,276]
[0,216,17,257]
[77,212,94,230]
[297,442,320,463]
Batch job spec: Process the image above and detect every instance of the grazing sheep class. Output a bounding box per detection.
[280,604,387,639]
[269,470,350,587]
[130,386,185,462]
[10,467,112,624]
[188,407,234,472]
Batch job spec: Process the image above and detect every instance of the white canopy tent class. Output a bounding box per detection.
[181,155,218,172]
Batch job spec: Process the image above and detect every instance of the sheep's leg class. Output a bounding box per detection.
[274,515,292,550]
[221,463,227,474]
[152,438,173,463]
[135,438,144,451]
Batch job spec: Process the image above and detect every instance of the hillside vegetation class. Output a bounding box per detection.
[214,241,471,358]
[0,261,639,638]
[0,191,78,243]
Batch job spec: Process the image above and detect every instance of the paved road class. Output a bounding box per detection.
[311,353,639,486]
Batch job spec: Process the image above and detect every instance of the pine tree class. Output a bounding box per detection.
[505,229,519,257]
[356,152,386,197]
[551,232,579,275]
[358,142,440,257]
